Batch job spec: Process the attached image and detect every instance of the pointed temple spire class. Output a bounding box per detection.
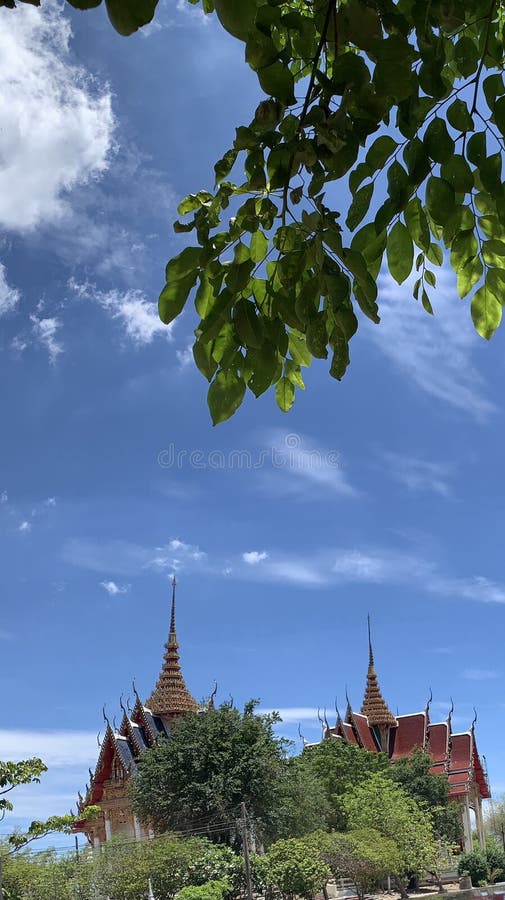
[361,615,396,727]
[145,577,198,718]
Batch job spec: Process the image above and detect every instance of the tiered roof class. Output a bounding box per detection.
[146,577,198,718]
[75,580,203,830]
[361,616,397,727]
[325,620,490,802]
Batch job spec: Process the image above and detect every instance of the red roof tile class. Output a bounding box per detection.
[351,711,380,752]
[390,713,426,761]
[427,722,449,763]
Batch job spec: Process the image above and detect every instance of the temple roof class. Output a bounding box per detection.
[145,577,199,718]
[360,617,397,727]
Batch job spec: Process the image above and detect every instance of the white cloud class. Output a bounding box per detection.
[462,669,500,681]
[261,429,357,498]
[258,707,321,723]
[18,520,31,533]
[30,315,64,363]
[45,496,57,507]
[332,548,432,583]
[369,270,496,422]
[100,580,129,596]
[0,490,8,504]
[62,535,505,605]
[260,559,328,587]
[176,343,193,368]
[69,279,172,346]
[242,551,268,565]
[0,263,20,315]
[0,0,114,231]
[381,451,455,497]
[0,729,98,767]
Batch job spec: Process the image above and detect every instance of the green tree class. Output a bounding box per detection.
[319,829,402,900]
[131,700,289,845]
[0,757,99,899]
[345,772,438,898]
[263,834,331,899]
[485,795,505,847]
[389,748,463,844]
[288,736,389,831]
[6,0,505,422]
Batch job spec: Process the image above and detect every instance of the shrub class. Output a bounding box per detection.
[458,850,488,886]
[175,879,230,900]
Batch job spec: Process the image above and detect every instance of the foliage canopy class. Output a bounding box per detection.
[131,700,289,843]
[5,0,505,421]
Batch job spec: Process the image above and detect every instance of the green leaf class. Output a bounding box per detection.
[275,376,295,412]
[214,149,237,184]
[486,268,505,304]
[446,99,473,133]
[387,221,413,284]
[159,272,197,325]
[234,298,264,349]
[193,340,218,381]
[482,239,505,267]
[284,359,305,389]
[258,62,295,105]
[346,183,373,231]
[306,313,328,359]
[423,118,454,164]
[250,230,269,263]
[425,176,455,225]
[457,255,483,299]
[440,156,474,194]
[365,135,398,172]
[404,198,430,252]
[483,73,505,111]
[450,230,478,273]
[466,132,487,168]
[387,161,409,210]
[104,0,158,35]
[288,331,312,367]
[214,0,256,40]
[453,35,479,77]
[165,246,202,281]
[208,370,246,424]
[471,284,502,340]
[493,95,505,138]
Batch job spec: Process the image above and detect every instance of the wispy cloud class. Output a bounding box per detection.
[259,429,358,499]
[0,0,114,232]
[0,729,98,768]
[100,580,129,596]
[18,520,31,533]
[69,279,172,346]
[62,535,505,604]
[369,270,496,422]
[462,668,500,681]
[0,263,20,316]
[258,707,321,723]
[30,315,64,363]
[381,450,456,497]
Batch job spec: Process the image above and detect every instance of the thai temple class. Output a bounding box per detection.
[74,578,208,845]
[75,592,490,852]
[325,618,491,853]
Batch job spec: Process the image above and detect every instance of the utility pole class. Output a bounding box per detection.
[240,802,253,900]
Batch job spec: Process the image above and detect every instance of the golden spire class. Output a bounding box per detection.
[146,577,198,718]
[361,615,396,727]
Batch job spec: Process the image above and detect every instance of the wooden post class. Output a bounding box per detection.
[240,802,253,900]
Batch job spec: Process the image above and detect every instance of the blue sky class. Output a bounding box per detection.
[0,0,504,848]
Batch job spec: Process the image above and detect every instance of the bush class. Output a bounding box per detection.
[458,850,488,886]
[176,879,230,900]
[264,835,331,898]
[485,843,505,883]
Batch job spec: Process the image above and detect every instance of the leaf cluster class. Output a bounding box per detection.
[160,0,505,422]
